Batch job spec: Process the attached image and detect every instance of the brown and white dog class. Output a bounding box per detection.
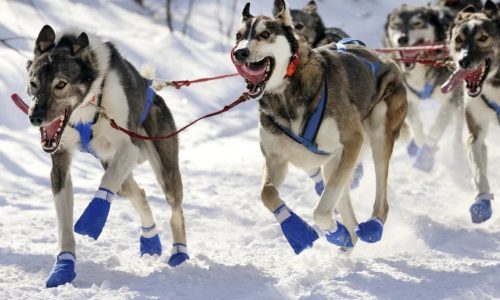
[231,0,407,254]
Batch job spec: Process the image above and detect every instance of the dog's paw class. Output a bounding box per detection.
[355,218,384,243]
[470,194,493,224]
[314,180,325,196]
[407,139,419,158]
[74,188,113,240]
[168,244,189,267]
[140,234,162,257]
[46,252,76,288]
[351,163,364,190]
[325,221,353,248]
[274,204,319,255]
[413,144,436,173]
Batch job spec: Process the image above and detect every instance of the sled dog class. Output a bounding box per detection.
[232,0,407,254]
[26,25,188,287]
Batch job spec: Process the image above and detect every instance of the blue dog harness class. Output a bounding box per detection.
[481,95,500,124]
[405,80,434,100]
[269,38,380,156]
[72,80,156,156]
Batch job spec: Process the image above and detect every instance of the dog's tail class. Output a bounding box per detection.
[140,64,156,80]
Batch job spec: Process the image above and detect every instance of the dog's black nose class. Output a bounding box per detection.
[234,48,250,62]
[397,36,409,46]
[459,58,470,69]
[29,104,45,126]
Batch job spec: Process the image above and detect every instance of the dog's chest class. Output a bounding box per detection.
[468,84,500,126]
[260,115,343,170]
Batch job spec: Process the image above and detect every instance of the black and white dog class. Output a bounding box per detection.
[232,0,407,253]
[285,0,350,48]
[443,0,500,223]
[384,3,465,172]
[27,25,188,287]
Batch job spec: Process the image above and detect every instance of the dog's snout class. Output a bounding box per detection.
[459,58,471,69]
[397,36,409,46]
[234,48,250,62]
[29,104,45,126]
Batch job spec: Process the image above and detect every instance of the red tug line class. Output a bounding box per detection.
[10,43,451,141]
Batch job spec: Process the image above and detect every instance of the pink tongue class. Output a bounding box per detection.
[234,63,267,85]
[441,66,482,94]
[43,118,62,141]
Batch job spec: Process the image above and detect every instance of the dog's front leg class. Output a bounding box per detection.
[466,111,493,224]
[46,150,77,288]
[74,142,140,240]
[261,152,319,255]
[313,135,361,249]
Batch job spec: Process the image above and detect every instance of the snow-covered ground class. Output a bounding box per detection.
[1,0,500,299]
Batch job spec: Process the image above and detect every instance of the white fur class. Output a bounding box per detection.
[256,35,292,94]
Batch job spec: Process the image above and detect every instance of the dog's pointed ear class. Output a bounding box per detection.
[35,25,55,56]
[72,32,89,55]
[303,0,318,14]
[483,0,499,19]
[273,0,293,27]
[456,4,476,21]
[242,3,253,21]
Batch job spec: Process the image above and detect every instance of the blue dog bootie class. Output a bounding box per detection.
[309,168,324,196]
[168,243,189,267]
[355,217,384,243]
[470,193,494,224]
[274,204,319,254]
[325,221,353,248]
[413,143,437,173]
[140,224,162,256]
[351,163,364,190]
[74,187,114,240]
[46,252,76,288]
[407,139,419,158]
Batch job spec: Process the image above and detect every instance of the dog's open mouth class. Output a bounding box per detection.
[234,57,275,99]
[40,108,70,153]
[441,59,490,97]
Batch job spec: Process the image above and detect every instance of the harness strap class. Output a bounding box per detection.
[138,80,156,125]
[404,79,435,100]
[270,80,329,156]
[481,95,500,123]
[334,38,380,76]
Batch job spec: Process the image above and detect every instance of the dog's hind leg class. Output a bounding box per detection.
[261,151,319,254]
[74,143,140,240]
[146,138,188,267]
[357,84,407,244]
[46,150,77,288]
[465,110,493,224]
[118,175,161,256]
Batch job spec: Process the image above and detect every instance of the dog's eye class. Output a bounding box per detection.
[295,23,304,30]
[30,81,38,89]
[412,21,423,28]
[391,23,402,29]
[478,35,489,42]
[260,31,271,39]
[236,32,243,40]
[455,36,463,44]
[55,81,67,90]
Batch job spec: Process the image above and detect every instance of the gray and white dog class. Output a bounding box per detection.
[26,25,188,287]
[284,0,349,48]
[384,3,464,173]
[232,0,407,254]
[443,0,500,223]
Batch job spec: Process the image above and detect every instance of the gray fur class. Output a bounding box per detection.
[26,25,187,274]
